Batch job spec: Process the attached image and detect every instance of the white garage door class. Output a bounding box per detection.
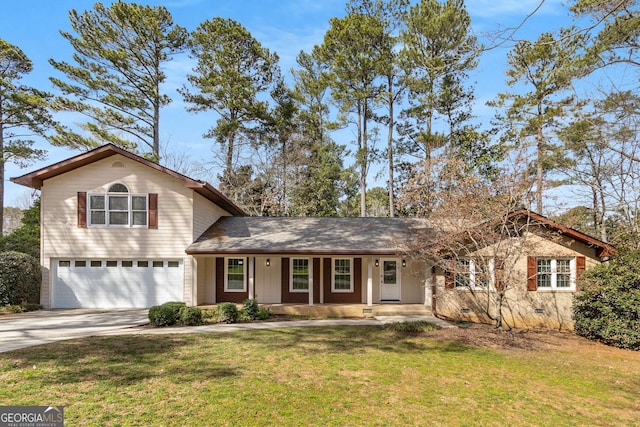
[52,259,184,308]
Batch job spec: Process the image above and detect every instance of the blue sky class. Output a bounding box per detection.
[1,0,575,206]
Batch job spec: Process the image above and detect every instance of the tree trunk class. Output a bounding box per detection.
[361,99,368,218]
[387,74,395,218]
[536,104,544,214]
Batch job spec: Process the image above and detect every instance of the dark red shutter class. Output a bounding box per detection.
[527,256,537,291]
[148,193,158,229]
[78,192,87,228]
[576,256,586,290]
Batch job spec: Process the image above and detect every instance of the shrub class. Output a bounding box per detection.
[179,306,204,326]
[148,302,186,327]
[0,251,41,305]
[573,251,640,350]
[256,306,272,321]
[383,320,440,333]
[217,302,239,324]
[243,299,260,320]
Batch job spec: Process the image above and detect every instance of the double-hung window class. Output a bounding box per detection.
[88,183,147,227]
[291,258,310,292]
[333,258,353,292]
[536,258,574,290]
[225,258,246,292]
[454,258,493,290]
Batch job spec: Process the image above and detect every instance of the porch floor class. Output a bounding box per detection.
[199,303,433,319]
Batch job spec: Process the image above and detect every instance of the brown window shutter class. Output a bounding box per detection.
[444,260,455,289]
[576,256,586,280]
[77,192,87,228]
[527,256,537,291]
[148,193,158,229]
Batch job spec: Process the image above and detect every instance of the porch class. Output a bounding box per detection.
[199,303,433,319]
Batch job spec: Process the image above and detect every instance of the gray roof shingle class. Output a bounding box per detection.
[186,216,432,255]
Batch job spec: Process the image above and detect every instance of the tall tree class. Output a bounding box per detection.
[347,0,410,217]
[290,49,351,217]
[0,39,51,236]
[320,12,387,217]
[397,0,481,216]
[491,29,583,214]
[50,1,187,158]
[181,17,280,195]
[399,0,478,161]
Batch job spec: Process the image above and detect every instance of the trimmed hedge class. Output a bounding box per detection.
[216,302,239,324]
[573,251,640,350]
[178,306,204,326]
[149,301,186,327]
[0,251,41,305]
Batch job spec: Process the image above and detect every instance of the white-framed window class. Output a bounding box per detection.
[537,258,574,290]
[225,257,246,292]
[88,183,148,227]
[455,258,493,290]
[291,258,310,292]
[332,258,353,292]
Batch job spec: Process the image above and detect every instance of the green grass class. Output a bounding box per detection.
[1,326,639,426]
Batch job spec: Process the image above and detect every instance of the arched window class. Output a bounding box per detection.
[88,183,148,227]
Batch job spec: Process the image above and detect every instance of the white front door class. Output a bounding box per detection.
[380,258,401,301]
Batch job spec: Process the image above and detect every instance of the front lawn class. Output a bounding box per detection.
[0,326,638,426]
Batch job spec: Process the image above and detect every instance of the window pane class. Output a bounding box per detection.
[132,196,147,210]
[153,261,164,267]
[132,211,147,226]
[227,259,245,290]
[334,276,351,290]
[383,261,396,284]
[334,259,351,290]
[455,259,471,288]
[106,260,117,267]
[90,195,105,209]
[59,260,70,267]
[90,261,102,267]
[557,260,571,273]
[122,261,133,267]
[168,261,179,268]
[75,260,86,267]
[109,183,128,193]
[109,211,128,225]
[292,259,309,290]
[109,195,128,210]
[90,211,106,225]
[137,261,149,267]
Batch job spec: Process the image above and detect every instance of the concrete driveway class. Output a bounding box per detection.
[0,309,149,353]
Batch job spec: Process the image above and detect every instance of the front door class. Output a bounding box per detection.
[380,258,401,301]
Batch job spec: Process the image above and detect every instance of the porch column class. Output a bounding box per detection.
[308,261,314,306]
[191,256,198,306]
[248,257,255,300]
[367,257,373,306]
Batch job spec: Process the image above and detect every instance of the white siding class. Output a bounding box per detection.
[39,154,227,308]
[193,192,228,241]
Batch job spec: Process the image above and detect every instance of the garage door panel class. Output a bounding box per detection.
[52,260,183,308]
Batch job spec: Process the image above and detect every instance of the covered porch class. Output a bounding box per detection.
[198,303,434,319]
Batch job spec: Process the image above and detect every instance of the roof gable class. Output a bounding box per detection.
[11,144,245,216]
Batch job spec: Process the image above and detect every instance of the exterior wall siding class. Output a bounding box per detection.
[40,154,198,307]
[433,233,602,330]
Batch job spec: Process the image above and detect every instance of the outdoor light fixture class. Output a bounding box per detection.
[402,259,406,267]
[266,258,270,267]
[375,259,379,267]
